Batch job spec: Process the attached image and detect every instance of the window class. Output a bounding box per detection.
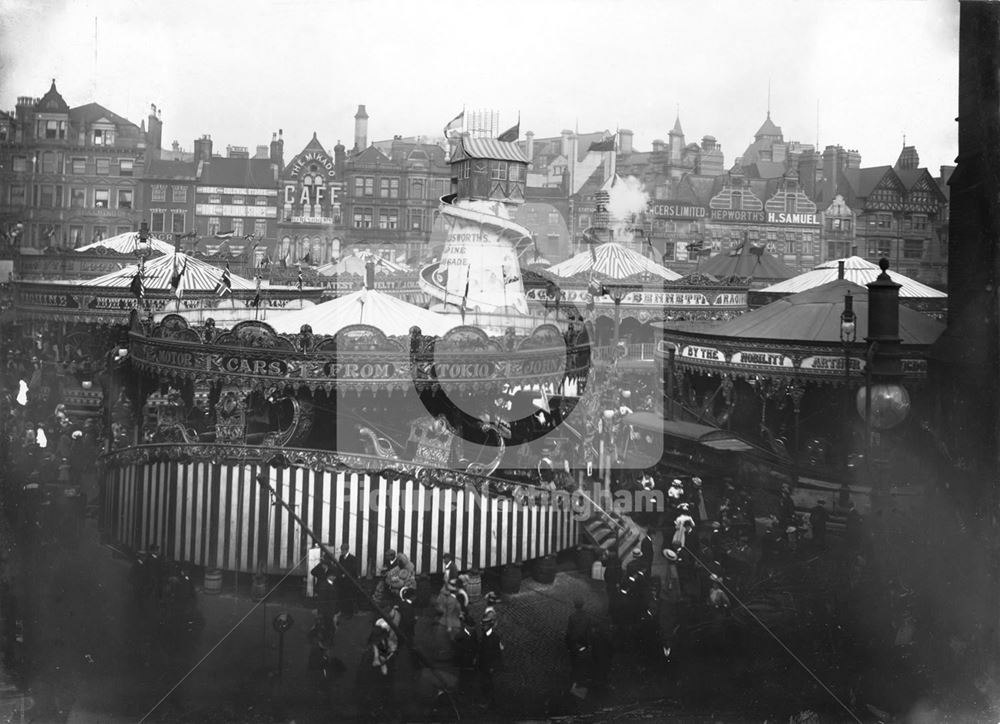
[379,208,399,230]
[548,212,561,225]
[69,226,84,247]
[409,178,425,199]
[172,186,187,203]
[93,128,114,146]
[903,240,924,259]
[232,195,245,205]
[93,226,107,242]
[119,159,134,176]
[41,152,57,173]
[912,215,928,231]
[207,217,221,236]
[9,185,25,205]
[254,219,267,238]
[172,212,186,234]
[151,185,166,202]
[408,208,424,231]
[150,211,165,232]
[96,158,110,175]
[491,162,508,180]
[380,178,399,198]
[43,119,65,139]
[209,194,222,204]
[117,189,133,209]
[662,242,675,261]
[877,213,892,229]
[355,177,374,196]
[509,165,521,182]
[353,207,373,229]
[231,218,243,236]
[12,156,27,173]
[255,197,267,206]
[70,188,86,208]
[0,123,8,142]
[71,158,86,174]
[39,185,55,208]
[94,189,109,208]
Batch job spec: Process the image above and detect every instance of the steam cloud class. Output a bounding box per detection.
[606,175,648,244]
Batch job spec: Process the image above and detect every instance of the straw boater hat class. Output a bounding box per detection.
[692,477,702,487]
[482,607,497,623]
[632,547,643,557]
[663,548,678,562]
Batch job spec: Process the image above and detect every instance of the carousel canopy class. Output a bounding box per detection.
[80,251,258,292]
[75,231,175,256]
[699,246,797,281]
[758,256,946,299]
[267,287,461,336]
[681,278,944,345]
[546,242,682,281]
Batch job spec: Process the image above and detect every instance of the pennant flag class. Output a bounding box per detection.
[170,256,188,300]
[130,269,145,300]
[497,121,519,143]
[214,230,235,239]
[216,263,233,297]
[588,135,616,153]
[443,110,464,137]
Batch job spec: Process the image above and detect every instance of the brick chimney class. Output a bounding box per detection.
[354,105,369,151]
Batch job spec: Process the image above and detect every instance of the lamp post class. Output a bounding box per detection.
[840,290,857,469]
[857,258,911,501]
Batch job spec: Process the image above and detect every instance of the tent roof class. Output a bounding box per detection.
[685,277,944,345]
[546,242,682,281]
[81,251,258,292]
[759,256,946,299]
[699,247,798,280]
[267,288,461,336]
[75,231,174,255]
[316,255,410,277]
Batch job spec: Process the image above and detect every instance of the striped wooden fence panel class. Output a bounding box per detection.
[103,460,578,576]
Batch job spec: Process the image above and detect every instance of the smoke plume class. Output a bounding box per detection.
[606,175,648,244]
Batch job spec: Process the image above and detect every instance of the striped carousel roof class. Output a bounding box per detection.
[80,251,258,292]
[759,256,946,299]
[75,231,175,255]
[316,254,410,277]
[268,288,461,337]
[546,242,682,281]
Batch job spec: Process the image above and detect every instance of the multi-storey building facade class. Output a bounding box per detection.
[0,81,153,249]
[340,107,451,264]
[192,135,281,256]
[141,156,197,246]
[276,132,344,266]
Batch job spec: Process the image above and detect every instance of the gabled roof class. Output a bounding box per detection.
[839,166,895,203]
[457,136,529,163]
[302,132,326,153]
[69,103,136,129]
[351,145,389,164]
[754,113,782,139]
[199,157,277,188]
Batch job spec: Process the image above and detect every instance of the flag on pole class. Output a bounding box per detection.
[216,263,233,297]
[170,254,187,300]
[214,230,235,239]
[460,267,470,323]
[443,110,464,137]
[588,134,616,153]
[497,119,519,143]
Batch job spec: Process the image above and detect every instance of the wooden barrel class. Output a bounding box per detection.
[500,564,521,594]
[464,572,482,601]
[533,555,556,584]
[204,568,223,595]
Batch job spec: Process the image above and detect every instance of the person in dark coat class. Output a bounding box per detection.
[564,599,592,687]
[777,484,796,533]
[476,608,504,710]
[334,543,359,618]
[588,619,614,692]
[442,552,459,587]
[311,555,338,635]
[809,499,829,550]
[604,551,622,598]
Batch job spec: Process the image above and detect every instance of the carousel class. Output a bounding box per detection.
[98,130,599,584]
[14,230,175,281]
[656,261,944,489]
[750,256,947,318]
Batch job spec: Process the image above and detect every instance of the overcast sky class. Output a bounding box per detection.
[0,0,959,174]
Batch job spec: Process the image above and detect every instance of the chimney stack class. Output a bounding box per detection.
[270,129,284,168]
[560,129,572,159]
[354,105,369,151]
[525,131,535,163]
[147,103,163,161]
[194,134,213,165]
[619,129,634,155]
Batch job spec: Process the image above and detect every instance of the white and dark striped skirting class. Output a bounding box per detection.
[103,460,578,576]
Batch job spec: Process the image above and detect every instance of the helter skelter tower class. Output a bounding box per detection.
[420,130,543,333]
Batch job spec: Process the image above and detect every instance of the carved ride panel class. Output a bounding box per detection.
[215,385,248,442]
